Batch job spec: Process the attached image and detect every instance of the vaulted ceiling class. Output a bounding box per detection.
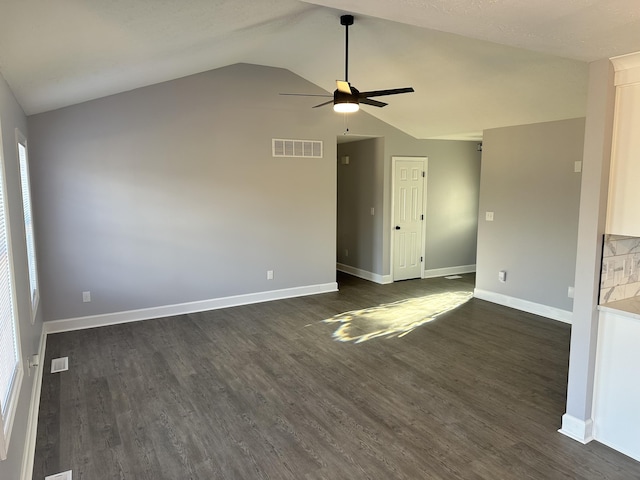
[1,0,639,140]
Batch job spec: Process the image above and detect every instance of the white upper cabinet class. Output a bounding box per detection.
[607,52,640,236]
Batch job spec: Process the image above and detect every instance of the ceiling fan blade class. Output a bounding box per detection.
[360,98,388,108]
[336,80,352,94]
[313,99,335,108]
[279,93,332,97]
[358,87,414,98]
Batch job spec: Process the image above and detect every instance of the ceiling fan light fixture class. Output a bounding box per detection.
[333,87,359,113]
[334,101,359,113]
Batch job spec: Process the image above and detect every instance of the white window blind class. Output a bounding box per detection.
[0,128,23,460]
[17,132,39,321]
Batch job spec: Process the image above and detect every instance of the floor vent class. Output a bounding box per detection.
[46,470,72,480]
[51,357,69,373]
[272,139,323,158]
[444,275,463,280]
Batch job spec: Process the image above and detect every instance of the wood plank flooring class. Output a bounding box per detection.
[33,273,640,479]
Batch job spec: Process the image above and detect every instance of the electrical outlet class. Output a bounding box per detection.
[267,270,274,280]
[568,286,575,298]
[370,207,375,216]
[486,211,494,221]
[498,270,507,282]
[82,291,91,303]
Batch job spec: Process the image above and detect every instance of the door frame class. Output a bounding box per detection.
[390,156,428,281]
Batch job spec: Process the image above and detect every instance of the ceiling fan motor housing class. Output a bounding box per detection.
[334,86,359,106]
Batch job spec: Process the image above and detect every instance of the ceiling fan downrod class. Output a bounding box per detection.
[341,15,354,83]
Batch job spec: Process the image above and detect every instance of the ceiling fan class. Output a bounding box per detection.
[282,14,414,113]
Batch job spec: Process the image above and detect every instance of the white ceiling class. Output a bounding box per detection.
[1,0,639,140]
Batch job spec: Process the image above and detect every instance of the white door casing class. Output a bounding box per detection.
[391,157,427,281]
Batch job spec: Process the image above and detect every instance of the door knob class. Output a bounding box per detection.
[395,226,401,230]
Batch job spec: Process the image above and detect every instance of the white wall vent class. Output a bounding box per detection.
[46,470,72,480]
[51,357,69,373]
[272,139,323,158]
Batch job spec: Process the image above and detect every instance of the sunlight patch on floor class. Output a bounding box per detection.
[324,291,473,343]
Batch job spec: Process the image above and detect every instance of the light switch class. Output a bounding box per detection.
[486,211,494,221]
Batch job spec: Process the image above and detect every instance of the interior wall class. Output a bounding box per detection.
[411,140,481,273]
[476,117,585,312]
[0,72,44,480]
[28,64,339,322]
[336,138,385,274]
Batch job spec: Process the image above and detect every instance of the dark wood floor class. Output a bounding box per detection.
[33,273,640,479]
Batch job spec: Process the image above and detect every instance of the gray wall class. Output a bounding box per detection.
[337,129,481,277]
[476,117,585,311]
[28,64,339,321]
[0,73,44,480]
[418,140,481,271]
[564,59,615,433]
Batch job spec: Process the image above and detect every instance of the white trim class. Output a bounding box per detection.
[390,156,428,282]
[337,263,393,284]
[423,264,476,279]
[44,282,338,334]
[20,330,47,480]
[611,51,640,86]
[473,288,573,324]
[559,414,594,444]
[611,51,640,72]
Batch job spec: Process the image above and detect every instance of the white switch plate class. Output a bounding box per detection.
[574,161,582,173]
[486,211,494,221]
[498,270,506,282]
[28,354,39,369]
[82,291,91,302]
[370,207,375,216]
[568,286,575,298]
[267,270,274,280]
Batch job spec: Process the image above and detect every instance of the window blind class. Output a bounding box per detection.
[0,196,18,415]
[0,134,21,460]
[18,139,38,315]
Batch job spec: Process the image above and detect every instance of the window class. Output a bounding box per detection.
[0,124,23,461]
[16,130,39,322]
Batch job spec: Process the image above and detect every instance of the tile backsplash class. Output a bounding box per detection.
[600,234,640,304]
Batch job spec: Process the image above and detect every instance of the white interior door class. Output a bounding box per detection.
[392,157,426,281]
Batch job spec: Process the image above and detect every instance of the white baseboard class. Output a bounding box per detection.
[474,289,573,324]
[20,328,47,480]
[44,282,338,334]
[559,414,594,444]
[423,264,476,279]
[337,263,393,285]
